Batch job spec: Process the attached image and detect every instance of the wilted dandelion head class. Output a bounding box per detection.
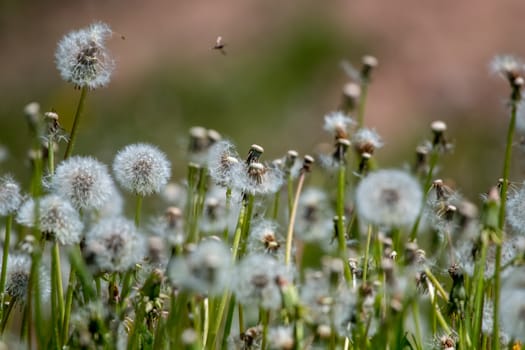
[52,156,114,211]
[17,194,83,245]
[84,217,145,273]
[4,254,50,304]
[168,240,231,295]
[113,143,171,196]
[55,22,114,89]
[323,111,355,139]
[355,169,422,228]
[0,175,22,216]
[351,128,383,155]
[234,254,290,310]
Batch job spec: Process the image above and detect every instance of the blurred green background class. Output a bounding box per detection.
[2,0,525,208]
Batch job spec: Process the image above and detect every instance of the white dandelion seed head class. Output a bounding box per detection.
[506,184,525,235]
[160,182,187,208]
[248,220,283,258]
[149,206,185,247]
[355,169,422,228]
[234,254,291,310]
[268,326,294,350]
[168,240,231,295]
[233,162,284,195]
[323,111,355,139]
[84,217,146,273]
[0,175,23,216]
[55,22,114,89]
[500,267,525,341]
[207,140,244,188]
[16,195,83,245]
[199,187,235,234]
[113,143,171,196]
[490,54,523,78]
[351,128,384,154]
[52,156,114,211]
[4,254,50,303]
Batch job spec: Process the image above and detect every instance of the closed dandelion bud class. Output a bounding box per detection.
[188,126,208,154]
[0,175,22,216]
[17,195,83,245]
[447,264,466,318]
[333,138,351,163]
[414,144,429,174]
[358,152,371,175]
[207,129,222,144]
[55,22,114,89]
[317,324,332,339]
[246,144,264,164]
[361,55,378,82]
[301,154,315,173]
[355,169,422,228]
[284,150,299,173]
[482,186,500,230]
[431,120,447,148]
[24,101,43,136]
[113,143,171,196]
[324,111,355,140]
[342,82,361,112]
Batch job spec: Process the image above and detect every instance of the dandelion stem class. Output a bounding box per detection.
[362,224,372,282]
[285,172,305,266]
[64,86,88,159]
[260,308,270,350]
[424,267,449,302]
[336,165,353,285]
[62,266,76,345]
[0,215,13,307]
[134,195,143,227]
[493,91,519,350]
[52,242,65,328]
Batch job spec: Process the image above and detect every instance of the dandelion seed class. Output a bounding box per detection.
[83,217,146,273]
[55,22,114,89]
[17,194,83,245]
[323,111,355,139]
[355,169,422,228]
[0,175,22,216]
[168,240,231,295]
[113,143,171,196]
[51,156,114,211]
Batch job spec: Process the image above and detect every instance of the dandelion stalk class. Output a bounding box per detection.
[285,171,305,266]
[63,86,88,159]
[362,224,372,282]
[493,83,520,350]
[0,215,13,306]
[336,165,353,285]
[51,242,65,326]
[135,195,143,227]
